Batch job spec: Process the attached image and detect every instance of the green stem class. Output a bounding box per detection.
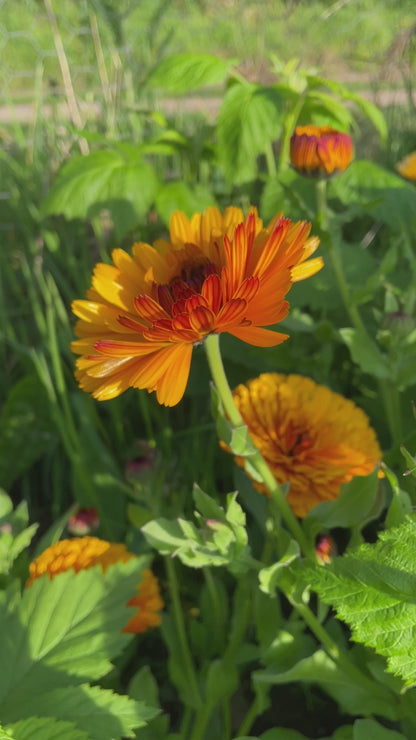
[189,699,215,740]
[277,94,306,173]
[264,140,277,178]
[204,568,225,651]
[204,334,314,558]
[236,696,260,737]
[290,597,399,705]
[164,557,201,709]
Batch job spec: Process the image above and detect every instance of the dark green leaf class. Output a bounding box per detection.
[0,375,56,490]
[6,717,89,740]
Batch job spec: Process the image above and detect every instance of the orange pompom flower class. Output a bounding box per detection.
[396,152,416,181]
[71,207,323,407]
[290,125,353,177]
[27,537,163,634]
[230,373,382,518]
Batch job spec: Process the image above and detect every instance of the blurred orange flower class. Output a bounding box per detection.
[290,125,353,177]
[230,373,382,518]
[27,537,163,634]
[396,152,416,181]
[72,207,322,406]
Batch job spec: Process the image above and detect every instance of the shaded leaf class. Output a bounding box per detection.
[339,328,390,379]
[0,560,146,718]
[0,376,56,490]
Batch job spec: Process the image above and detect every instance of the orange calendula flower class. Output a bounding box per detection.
[396,152,416,181]
[72,207,322,407]
[27,537,163,634]
[230,373,382,518]
[290,125,353,177]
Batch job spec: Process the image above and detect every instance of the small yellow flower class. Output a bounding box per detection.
[290,125,353,177]
[27,537,163,634]
[230,373,382,518]
[72,206,322,407]
[396,152,416,181]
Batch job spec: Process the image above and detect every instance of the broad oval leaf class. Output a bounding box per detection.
[147,53,235,93]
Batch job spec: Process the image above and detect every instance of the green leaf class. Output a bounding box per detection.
[41,148,158,239]
[300,90,353,130]
[147,53,234,93]
[304,470,381,535]
[259,540,300,597]
[155,182,216,226]
[142,492,252,573]
[6,717,89,740]
[339,328,390,379]
[205,659,239,705]
[6,685,157,740]
[0,560,146,720]
[329,161,416,238]
[254,649,400,719]
[305,516,416,686]
[0,376,56,490]
[383,465,413,529]
[353,718,406,740]
[217,82,284,183]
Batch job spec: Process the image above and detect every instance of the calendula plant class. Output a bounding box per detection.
[3,45,416,740]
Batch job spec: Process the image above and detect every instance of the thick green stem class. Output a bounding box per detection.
[204,334,313,558]
[165,557,201,709]
[236,696,261,738]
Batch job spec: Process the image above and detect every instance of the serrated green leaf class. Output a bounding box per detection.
[41,149,158,239]
[0,560,146,718]
[339,328,390,379]
[147,53,234,93]
[305,517,416,686]
[217,82,284,183]
[7,716,89,740]
[155,181,216,226]
[5,685,157,740]
[0,376,56,489]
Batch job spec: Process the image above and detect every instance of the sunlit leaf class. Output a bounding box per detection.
[305,516,416,686]
[147,53,235,93]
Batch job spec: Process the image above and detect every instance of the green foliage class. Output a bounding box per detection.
[0,375,56,490]
[146,53,235,93]
[304,517,416,686]
[41,147,159,240]
[0,491,38,579]
[142,486,253,574]
[0,561,158,738]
